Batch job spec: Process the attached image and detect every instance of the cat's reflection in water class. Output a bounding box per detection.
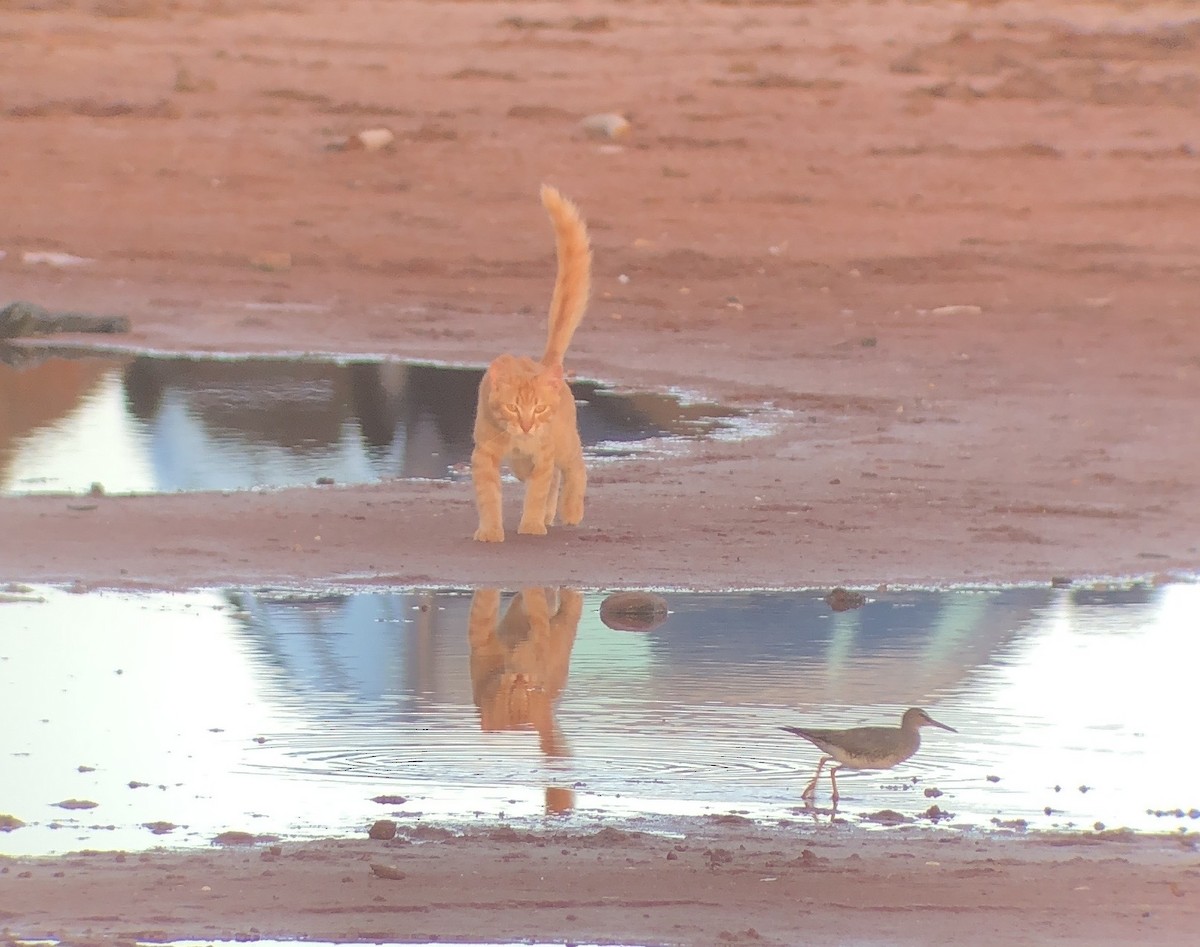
[468,587,582,813]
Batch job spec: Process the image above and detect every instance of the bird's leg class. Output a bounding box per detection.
[802,756,830,802]
[829,764,842,807]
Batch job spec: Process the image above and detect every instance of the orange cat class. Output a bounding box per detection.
[467,586,583,758]
[471,185,592,542]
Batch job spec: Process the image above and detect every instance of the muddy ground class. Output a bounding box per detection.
[1,0,1198,943]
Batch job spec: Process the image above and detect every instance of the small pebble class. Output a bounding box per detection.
[929,304,982,317]
[579,112,631,140]
[369,819,398,840]
[369,862,407,881]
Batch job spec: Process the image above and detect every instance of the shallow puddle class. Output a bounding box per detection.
[0,349,747,494]
[1,581,1196,855]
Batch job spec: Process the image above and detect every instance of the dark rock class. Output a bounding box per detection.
[600,591,669,631]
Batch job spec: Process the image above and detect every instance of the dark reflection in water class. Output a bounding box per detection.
[468,588,582,814]
[1,350,744,493]
[225,586,1050,708]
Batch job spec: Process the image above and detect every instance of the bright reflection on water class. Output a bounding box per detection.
[0,351,744,495]
[0,582,1196,855]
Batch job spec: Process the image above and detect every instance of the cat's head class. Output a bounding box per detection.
[485,357,564,435]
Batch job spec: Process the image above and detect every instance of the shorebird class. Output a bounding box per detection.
[781,707,957,805]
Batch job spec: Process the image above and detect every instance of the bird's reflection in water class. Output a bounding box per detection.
[467,587,582,814]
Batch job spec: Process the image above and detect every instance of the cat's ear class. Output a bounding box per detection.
[485,354,517,378]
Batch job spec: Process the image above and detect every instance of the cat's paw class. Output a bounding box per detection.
[560,501,584,526]
[517,519,548,536]
[473,525,505,542]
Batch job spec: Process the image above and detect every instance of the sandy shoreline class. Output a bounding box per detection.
[4,823,1199,947]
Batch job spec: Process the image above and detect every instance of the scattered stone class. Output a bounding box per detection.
[0,300,130,338]
[569,14,610,32]
[579,112,631,141]
[77,765,96,773]
[1079,784,1091,793]
[1051,576,1073,588]
[405,825,454,842]
[824,587,866,612]
[369,861,407,881]
[88,482,106,497]
[717,929,761,942]
[212,830,279,846]
[665,850,678,860]
[599,591,669,632]
[341,127,396,151]
[371,794,408,806]
[248,251,292,272]
[986,774,1001,783]
[922,804,953,822]
[923,787,943,798]
[368,819,398,840]
[173,66,215,94]
[144,821,177,835]
[53,799,99,810]
[789,848,827,868]
[929,304,983,317]
[0,814,25,832]
[862,809,914,826]
[21,251,94,267]
[128,780,150,789]
[316,476,335,485]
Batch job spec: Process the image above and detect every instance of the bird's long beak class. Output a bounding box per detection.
[928,715,957,733]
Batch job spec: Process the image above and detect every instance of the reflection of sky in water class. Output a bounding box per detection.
[4,372,158,492]
[0,582,1196,855]
[0,355,747,494]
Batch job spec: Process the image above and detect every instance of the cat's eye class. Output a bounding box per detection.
[534,405,550,415]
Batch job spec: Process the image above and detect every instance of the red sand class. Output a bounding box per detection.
[1,2,1198,943]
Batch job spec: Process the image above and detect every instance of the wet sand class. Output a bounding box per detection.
[5,825,1199,946]
[1,0,1199,943]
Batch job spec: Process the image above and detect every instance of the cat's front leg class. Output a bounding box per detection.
[468,588,502,645]
[520,586,553,637]
[471,445,506,542]
[542,469,562,527]
[558,456,587,526]
[553,588,585,626]
[517,453,556,535]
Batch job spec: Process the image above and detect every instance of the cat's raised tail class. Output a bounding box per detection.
[539,184,592,369]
